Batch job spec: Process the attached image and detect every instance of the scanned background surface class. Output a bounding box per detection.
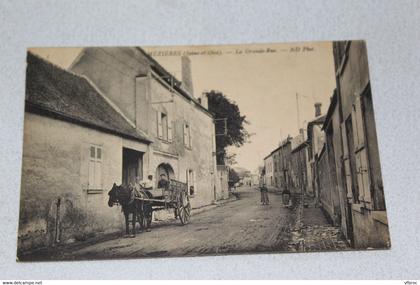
[0,0,419,279]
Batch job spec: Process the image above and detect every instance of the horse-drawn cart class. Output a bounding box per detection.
[135,179,192,225]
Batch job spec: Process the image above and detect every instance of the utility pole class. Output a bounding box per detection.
[296,93,300,131]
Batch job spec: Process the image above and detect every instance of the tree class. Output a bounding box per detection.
[225,153,237,166]
[206,90,250,165]
[229,168,240,185]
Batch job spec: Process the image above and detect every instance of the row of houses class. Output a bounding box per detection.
[18,48,229,253]
[263,40,390,249]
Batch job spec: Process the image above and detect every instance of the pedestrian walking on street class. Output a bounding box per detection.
[259,175,269,205]
[261,183,269,205]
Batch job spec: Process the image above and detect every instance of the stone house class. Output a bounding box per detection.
[263,137,292,192]
[331,40,389,248]
[290,139,309,195]
[18,53,153,253]
[263,153,274,188]
[18,47,227,254]
[289,129,307,192]
[70,47,226,209]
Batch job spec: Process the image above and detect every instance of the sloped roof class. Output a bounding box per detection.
[25,52,152,144]
[291,140,308,154]
[263,137,292,160]
[308,115,326,126]
[135,47,213,117]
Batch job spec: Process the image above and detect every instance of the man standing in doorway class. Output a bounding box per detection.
[157,173,170,191]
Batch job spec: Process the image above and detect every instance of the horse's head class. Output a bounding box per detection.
[108,183,133,207]
[108,183,119,207]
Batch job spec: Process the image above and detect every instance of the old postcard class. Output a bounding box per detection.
[17,41,390,261]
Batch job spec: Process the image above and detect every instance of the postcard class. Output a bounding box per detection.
[18,41,390,261]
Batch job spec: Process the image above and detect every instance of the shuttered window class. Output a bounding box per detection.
[343,117,359,203]
[167,114,173,142]
[352,96,372,207]
[88,145,102,190]
[157,111,163,139]
[183,123,192,148]
[157,110,173,142]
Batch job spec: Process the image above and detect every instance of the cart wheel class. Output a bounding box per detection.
[178,192,191,225]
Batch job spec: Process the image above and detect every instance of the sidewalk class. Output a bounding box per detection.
[288,194,350,252]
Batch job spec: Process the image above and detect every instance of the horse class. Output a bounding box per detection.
[107,183,153,237]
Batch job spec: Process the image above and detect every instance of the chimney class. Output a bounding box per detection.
[181,56,194,96]
[299,128,306,142]
[314,102,322,117]
[200,92,208,109]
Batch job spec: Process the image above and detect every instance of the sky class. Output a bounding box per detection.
[29,42,337,173]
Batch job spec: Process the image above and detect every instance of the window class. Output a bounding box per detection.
[183,123,192,148]
[157,111,173,142]
[161,113,168,140]
[89,145,102,190]
[186,169,195,196]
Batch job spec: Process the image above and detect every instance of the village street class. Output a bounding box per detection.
[27,186,299,261]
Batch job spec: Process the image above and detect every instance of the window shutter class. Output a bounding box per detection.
[341,122,353,200]
[354,96,365,149]
[95,147,102,189]
[168,115,173,142]
[183,123,188,146]
[186,170,189,186]
[350,106,359,150]
[95,160,102,189]
[193,171,196,193]
[353,96,371,206]
[188,125,192,148]
[358,148,372,205]
[157,111,163,139]
[89,160,95,189]
[87,146,103,190]
[351,95,371,205]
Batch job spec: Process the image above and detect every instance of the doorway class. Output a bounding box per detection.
[122,148,143,186]
[156,163,175,185]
